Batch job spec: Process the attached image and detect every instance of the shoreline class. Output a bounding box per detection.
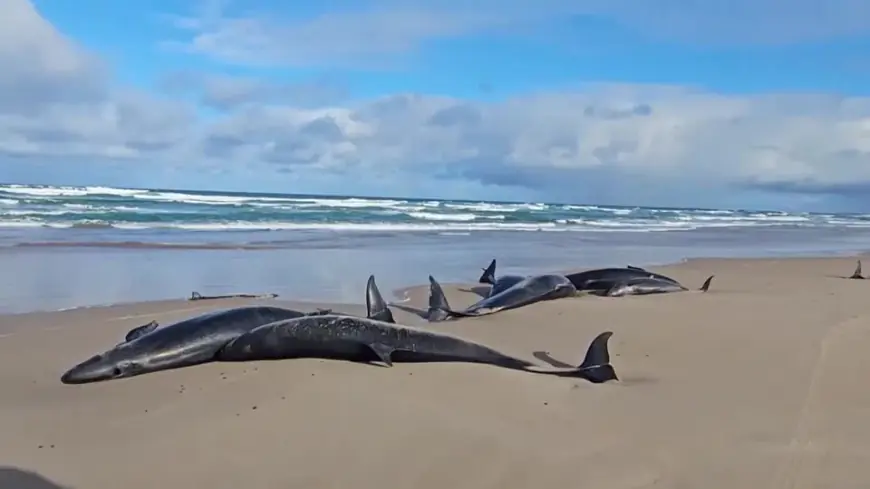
[4,252,866,318]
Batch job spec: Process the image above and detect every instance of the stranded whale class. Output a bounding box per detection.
[218,313,618,383]
[603,275,714,297]
[60,276,395,384]
[428,274,576,322]
[477,259,528,298]
[566,267,682,292]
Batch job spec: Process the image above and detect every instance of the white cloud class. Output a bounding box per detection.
[163,0,870,69]
[194,86,870,204]
[3,0,870,210]
[0,0,195,162]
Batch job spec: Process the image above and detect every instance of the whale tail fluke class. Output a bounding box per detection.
[366,275,395,323]
[850,260,864,279]
[525,332,618,382]
[478,259,497,285]
[427,275,473,322]
[574,331,619,383]
[699,275,714,292]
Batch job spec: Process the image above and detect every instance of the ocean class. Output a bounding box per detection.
[1,183,868,314]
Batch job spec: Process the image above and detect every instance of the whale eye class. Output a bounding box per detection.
[112,367,123,377]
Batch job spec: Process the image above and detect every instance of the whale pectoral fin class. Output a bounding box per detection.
[367,343,394,366]
[604,281,628,297]
[124,321,158,342]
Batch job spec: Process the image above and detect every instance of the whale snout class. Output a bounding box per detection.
[60,354,117,385]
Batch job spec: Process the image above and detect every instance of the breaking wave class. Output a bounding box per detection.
[1,183,868,234]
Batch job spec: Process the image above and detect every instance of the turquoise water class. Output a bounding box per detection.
[2,183,869,239]
[1,183,868,314]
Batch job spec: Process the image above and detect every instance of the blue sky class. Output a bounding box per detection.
[33,0,870,97]
[3,0,870,211]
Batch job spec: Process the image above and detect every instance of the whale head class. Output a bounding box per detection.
[60,347,149,384]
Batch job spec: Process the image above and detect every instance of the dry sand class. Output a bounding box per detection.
[2,256,870,489]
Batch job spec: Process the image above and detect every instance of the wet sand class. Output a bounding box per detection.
[1,255,869,489]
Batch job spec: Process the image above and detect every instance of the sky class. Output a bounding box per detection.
[2,1,870,211]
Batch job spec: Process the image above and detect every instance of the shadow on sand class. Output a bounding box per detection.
[0,467,71,489]
[457,285,491,298]
[388,303,429,319]
[532,351,573,368]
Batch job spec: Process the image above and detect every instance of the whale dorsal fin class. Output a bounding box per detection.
[427,275,455,322]
[366,275,395,323]
[699,275,714,292]
[478,259,497,285]
[850,260,864,279]
[124,320,158,343]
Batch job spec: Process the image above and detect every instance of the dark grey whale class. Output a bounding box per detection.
[566,266,682,291]
[218,313,618,383]
[478,259,527,297]
[61,306,329,384]
[60,276,395,384]
[428,273,576,322]
[603,275,714,297]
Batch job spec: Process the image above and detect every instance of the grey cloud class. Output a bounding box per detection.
[298,117,345,141]
[160,71,348,110]
[427,104,482,127]
[200,109,360,169]
[192,85,870,207]
[202,133,246,158]
[583,104,653,119]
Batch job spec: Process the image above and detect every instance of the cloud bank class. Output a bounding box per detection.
[2,0,870,210]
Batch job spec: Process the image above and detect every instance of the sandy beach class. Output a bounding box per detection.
[2,255,870,489]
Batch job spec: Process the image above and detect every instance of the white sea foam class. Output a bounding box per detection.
[2,183,869,233]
